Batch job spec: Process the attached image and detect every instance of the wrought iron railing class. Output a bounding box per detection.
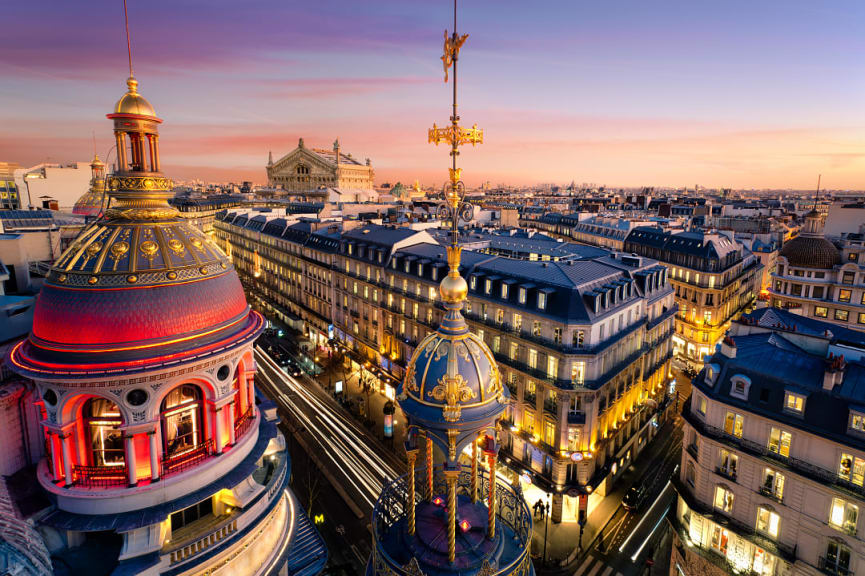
[371,464,532,575]
[72,464,129,488]
[820,556,854,576]
[160,439,214,478]
[234,407,255,440]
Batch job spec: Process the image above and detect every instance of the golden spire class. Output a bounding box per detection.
[430,0,483,305]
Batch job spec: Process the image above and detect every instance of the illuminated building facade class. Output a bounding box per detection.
[9,67,325,575]
[769,209,865,332]
[673,307,865,576]
[624,227,762,367]
[266,138,374,197]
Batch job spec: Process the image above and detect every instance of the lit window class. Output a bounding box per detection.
[839,289,852,303]
[852,413,865,434]
[756,507,780,538]
[829,498,858,534]
[84,398,124,467]
[767,428,791,458]
[485,279,492,295]
[697,396,707,416]
[730,375,750,400]
[839,453,865,486]
[784,392,805,414]
[718,449,738,479]
[502,284,509,299]
[815,306,828,318]
[518,287,526,304]
[761,468,785,501]
[836,309,849,322]
[714,485,735,513]
[161,384,203,459]
[724,412,744,438]
[538,292,547,310]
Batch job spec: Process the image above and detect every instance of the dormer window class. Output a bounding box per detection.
[705,363,720,386]
[470,276,477,290]
[849,412,865,435]
[405,261,410,273]
[501,284,509,299]
[432,268,438,281]
[417,263,423,276]
[518,287,527,304]
[538,292,547,310]
[784,392,805,415]
[730,375,751,400]
[485,279,492,295]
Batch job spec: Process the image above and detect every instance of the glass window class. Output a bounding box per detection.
[768,428,791,458]
[538,292,547,310]
[839,289,852,303]
[547,356,558,379]
[813,286,824,299]
[826,542,851,576]
[528,348,538,369]
[84,398,124,467]
[835,309,849,322]
[838,454,865,486]
[842,271,855,285]
[784,392,805,413]
[762,468,784,500]
[544,420,555,446]
[724,412,744,438]
[714,485,735,513]
[710,525,728,555]
[830,498,858,534]
[698,396,707,416]
[719,449,738,478]
[161,385,203,458]
[756,507,780,538]
[518,287,526,304]
[815,306,828,318]
[851,414,865,433]
[859,312,865,325]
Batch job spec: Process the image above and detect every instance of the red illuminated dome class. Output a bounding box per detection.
[11,76,262,377]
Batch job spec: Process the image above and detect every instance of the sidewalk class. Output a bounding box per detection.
[533,417,681,574]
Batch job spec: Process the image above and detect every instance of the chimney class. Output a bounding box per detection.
[720,336,736,359]
[823,353,847,391]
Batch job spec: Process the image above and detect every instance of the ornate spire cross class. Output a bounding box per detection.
[429,0,482,258]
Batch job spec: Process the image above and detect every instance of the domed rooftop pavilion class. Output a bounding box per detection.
[779,210,841,269]
[10,76,263,378]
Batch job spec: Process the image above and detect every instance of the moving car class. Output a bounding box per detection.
[623,484,647,511]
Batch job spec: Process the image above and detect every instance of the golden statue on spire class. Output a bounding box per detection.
[441,29,468,83]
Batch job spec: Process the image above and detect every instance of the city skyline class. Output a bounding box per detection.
[2,0,864,189]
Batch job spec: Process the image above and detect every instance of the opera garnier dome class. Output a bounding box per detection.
[8,71,326,575]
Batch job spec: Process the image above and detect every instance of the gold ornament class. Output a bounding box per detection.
[441,29,468,83]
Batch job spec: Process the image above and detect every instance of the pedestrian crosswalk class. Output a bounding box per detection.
[572,553,626,576]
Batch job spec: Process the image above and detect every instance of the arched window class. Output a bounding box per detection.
[232,366,243,420]
[84,398,124,467]
[161,385,203,458]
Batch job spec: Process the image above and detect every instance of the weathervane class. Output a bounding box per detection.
[429,0,483,254]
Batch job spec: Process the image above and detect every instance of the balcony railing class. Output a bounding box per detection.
[715,466,737,481]
[234,407,255,440]
[759,485,783,503]
[684,399,865,500]
[819,557,854,576]
[371,464,532,576]
[161,439,214,478]
[72,464,128,488]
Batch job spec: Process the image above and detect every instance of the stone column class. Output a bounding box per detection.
[115,132,126,171]
[228,402,237,446]
[214,405,224,455]
[471,438,479,504]
[487,452,497,539]
[125,433,137,487]
[426,436,434,501]
[60,433,73,487]
[445,468,459,563]
[247,375,256,417]
[149,429,160,482]
[49,433,63,482]
[406,449,418,536]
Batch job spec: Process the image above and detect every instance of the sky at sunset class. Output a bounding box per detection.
[1,0,864,189]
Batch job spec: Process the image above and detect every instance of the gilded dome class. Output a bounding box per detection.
[71,189,104,217]
[113,77,157,118]
[780,235,841,269]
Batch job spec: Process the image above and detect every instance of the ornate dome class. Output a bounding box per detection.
[72,154,107,217]
[113,77,157,118]
[779,235,841,269]
[10,76,261,378]
[397,246,507,459]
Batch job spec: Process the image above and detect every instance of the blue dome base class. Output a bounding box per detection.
[371,495,531,575]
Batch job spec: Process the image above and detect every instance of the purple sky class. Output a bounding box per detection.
[2,0,864,189]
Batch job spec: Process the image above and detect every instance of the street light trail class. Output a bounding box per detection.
[255,347,399,511]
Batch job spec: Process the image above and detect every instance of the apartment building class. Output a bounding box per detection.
[624,227,762,367]
[213,213,677,522]
[770,209,865,332]
[673,307,865,576]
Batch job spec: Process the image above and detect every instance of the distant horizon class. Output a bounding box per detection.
[2,1,864,190]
